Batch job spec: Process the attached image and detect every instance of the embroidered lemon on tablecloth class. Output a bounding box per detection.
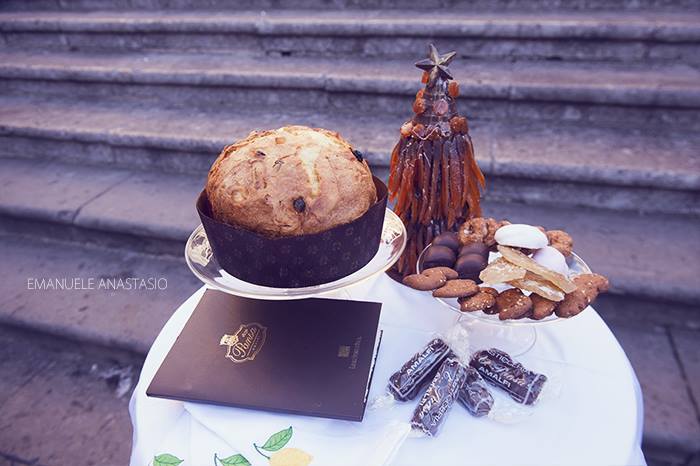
[254,426,313,466]
[269,448,313,466]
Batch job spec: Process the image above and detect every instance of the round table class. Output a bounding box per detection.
[129,274,646,466]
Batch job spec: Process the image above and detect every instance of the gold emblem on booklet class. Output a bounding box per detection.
[220,322,267,363]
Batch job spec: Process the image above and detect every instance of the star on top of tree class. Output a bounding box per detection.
[415,43,457,86]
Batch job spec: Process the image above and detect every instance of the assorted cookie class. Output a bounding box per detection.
[403,217,610,321]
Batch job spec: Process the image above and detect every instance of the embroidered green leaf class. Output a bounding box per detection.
[154,453,184,466]
[217,454,250,466]
[261,426,293,452]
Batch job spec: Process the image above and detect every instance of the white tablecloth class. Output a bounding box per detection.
[130,274,646,466]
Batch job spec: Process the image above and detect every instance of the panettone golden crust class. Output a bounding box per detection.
[206,125,377,237]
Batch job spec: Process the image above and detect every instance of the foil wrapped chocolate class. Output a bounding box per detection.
[388,338,451,401]
[457,366,494,417]
[411,357,468,437]
[469,348,547,405]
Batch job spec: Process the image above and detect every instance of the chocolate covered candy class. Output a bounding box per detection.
[457,366,494,417]
[469,348,547,405]
[455,252,488,281]
[422,245,456,269]
[458,242,489,258]
[388,338,451,401]
[432,231,460,252]
[411,357,468,437]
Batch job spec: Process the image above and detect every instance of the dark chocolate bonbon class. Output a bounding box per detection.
[432,232,460,251]
[457,366,494,417]
[388,338,451,401]
[469,348,547,405]
[411,357,468,436]
[422,245,456,269]
[454,253,488,281]
[458,242,489,257]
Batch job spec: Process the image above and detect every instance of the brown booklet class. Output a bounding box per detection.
[147,289,382,422]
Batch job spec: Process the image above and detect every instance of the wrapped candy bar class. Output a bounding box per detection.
[388,338,451,401]
[410,357,468,436]
[469,348,547,405]
[457,366,494,417]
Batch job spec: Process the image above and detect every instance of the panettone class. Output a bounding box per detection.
[206,126,378,237]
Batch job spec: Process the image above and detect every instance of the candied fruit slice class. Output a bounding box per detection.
[448,81,460,98]
[508,272,565,302]
[498,246,576,293]
[479,257,526,284]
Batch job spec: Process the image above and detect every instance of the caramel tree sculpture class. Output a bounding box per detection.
[389,44,485,277]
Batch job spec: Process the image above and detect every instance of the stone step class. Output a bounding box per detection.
[0,236,698,464]
[0,326,140,466]
[2,11,699,64]
[0,156,698,307]
[1,98,698,218]
[0,52,698,130]
[1,0,698,12]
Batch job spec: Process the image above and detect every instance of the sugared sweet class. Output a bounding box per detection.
[470,348,547,405]
[532,246,569,276]
[494,224,549,250]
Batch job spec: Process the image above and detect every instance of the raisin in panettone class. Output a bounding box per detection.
[206,126,377,237]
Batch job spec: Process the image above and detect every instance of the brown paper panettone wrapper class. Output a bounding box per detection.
[197,176,388,288]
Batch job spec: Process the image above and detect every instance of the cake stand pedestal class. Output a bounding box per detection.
[184,208,407,302]
[418,248,592,356]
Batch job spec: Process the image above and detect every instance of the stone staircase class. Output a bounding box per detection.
[0,2,699,465]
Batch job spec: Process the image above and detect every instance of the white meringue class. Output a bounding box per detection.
[533,246,569,276]
[494,224,549,250]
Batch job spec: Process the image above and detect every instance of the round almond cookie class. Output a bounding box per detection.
[496,288,533,320]
[555,289,589,317]
[530,294,557,320]
[433,279,479,298]
[573,273,609,302]
[459,291,496,312]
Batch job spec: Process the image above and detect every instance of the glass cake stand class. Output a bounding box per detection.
[417,246,592,356]
[185,208,407,300]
